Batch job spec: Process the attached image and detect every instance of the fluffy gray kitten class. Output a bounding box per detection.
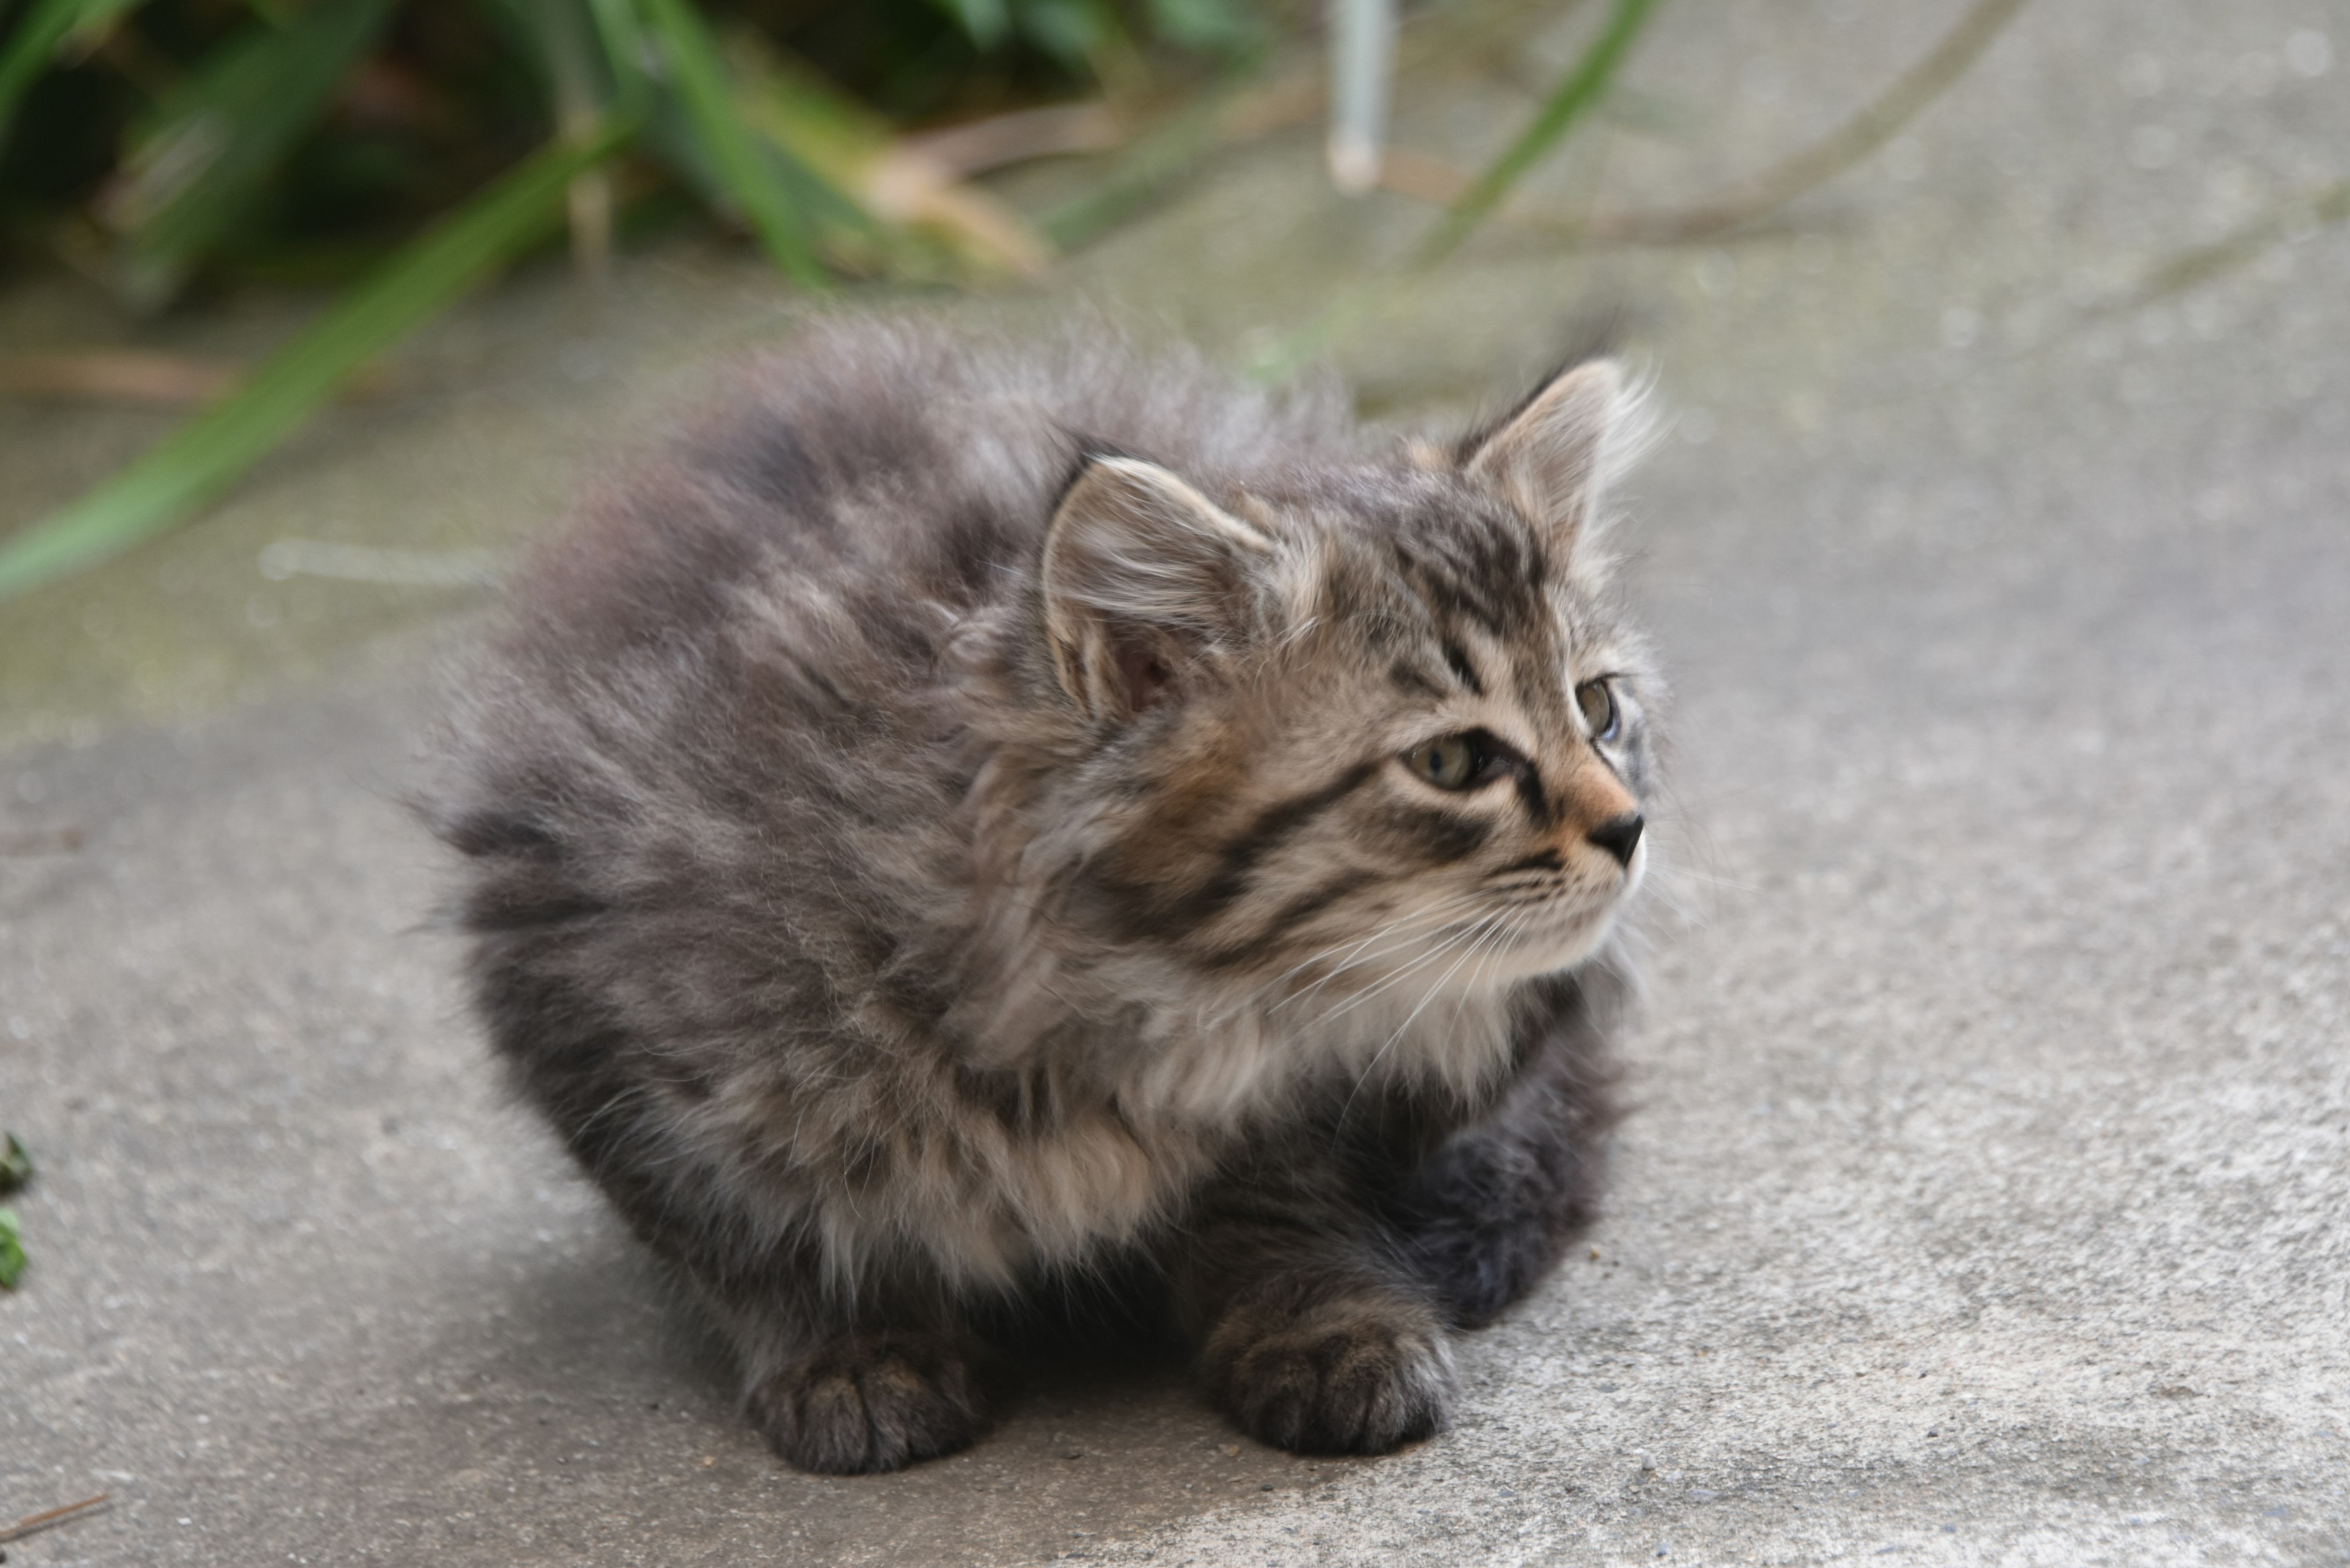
[427,318,1659,1474]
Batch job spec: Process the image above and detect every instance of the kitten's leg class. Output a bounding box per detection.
[1389,969,1622,1328]
[695,1265,993,1475]
[1171,1169,1457,1455]
[1173,970,1621,1452]
[454,896,993,1474]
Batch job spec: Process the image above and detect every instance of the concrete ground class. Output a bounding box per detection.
[4,0,2348,1562]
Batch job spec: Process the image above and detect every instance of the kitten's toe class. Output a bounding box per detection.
[747,1333,990,1474]
[1202,1291,1456,1455]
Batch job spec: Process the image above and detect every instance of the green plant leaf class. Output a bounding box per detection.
[636,0,825,287]
[0,126,629,602]
[0,1133,28,1195]
[0,0,140,150]
[1416,0,1660,264]
[100,0,397,307]
[0,1206,23,1290]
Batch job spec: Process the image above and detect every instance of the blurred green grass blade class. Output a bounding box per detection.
[636,0,825,288]
[103,0,397,307]
[1416,0,1659,263]
[1037,94,1224,250]
[583,0,653,114]
[0,0,140,148]
[0,129,627,602]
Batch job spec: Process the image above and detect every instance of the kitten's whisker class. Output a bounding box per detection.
[1442,912,1515,1035]
[1306,909,1495,1031]
[1264,897,1479,995]
[1264,894,1493,1012]
[1461,900,1531,990]
[1340,912,1506,1122]
[1304,927,1482,1030]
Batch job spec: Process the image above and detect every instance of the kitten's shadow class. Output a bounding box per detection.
[462,1223,1345,1508]
[461,1219,1196,1408]
[455,1220,739,1412]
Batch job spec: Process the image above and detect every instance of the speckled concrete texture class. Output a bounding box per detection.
[4,0,2348,1562]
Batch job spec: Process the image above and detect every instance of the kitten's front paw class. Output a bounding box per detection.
[1201,1291,1456,1455]
[747,1332,990,1474]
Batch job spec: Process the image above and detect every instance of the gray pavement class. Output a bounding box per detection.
[5,0,2349,1562]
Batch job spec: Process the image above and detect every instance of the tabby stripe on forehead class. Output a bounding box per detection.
[1164,760,1382,933]
[1389,540,1510,638]
[1389,660,1445,698]
[1441,641,1484,696]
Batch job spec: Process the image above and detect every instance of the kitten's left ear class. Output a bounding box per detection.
[1462,359,1628,554]
[1041,455,1274,722]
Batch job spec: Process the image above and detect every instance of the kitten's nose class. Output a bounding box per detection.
[1586,812,1644,868]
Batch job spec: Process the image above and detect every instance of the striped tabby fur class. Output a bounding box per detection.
[426,318,1661,1473]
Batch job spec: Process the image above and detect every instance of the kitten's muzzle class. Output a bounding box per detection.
[1586,812,1644,869]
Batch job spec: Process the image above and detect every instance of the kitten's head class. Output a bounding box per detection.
[1037,360,1659,1012]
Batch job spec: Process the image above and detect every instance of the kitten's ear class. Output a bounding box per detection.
[1042,454,1274,722]
[1462,359,1628,554]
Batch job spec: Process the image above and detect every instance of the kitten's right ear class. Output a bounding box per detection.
[1041,454,1273,722]
[1461,359,1628,556]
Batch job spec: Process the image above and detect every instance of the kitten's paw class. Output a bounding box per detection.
[747,1332,990,1474]
[1201,1291,1456,1455]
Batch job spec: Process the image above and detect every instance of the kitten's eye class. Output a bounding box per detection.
[1404,734,1486,791]
[1576,679,1620,742]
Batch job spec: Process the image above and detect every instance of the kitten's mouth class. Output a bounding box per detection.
[1475,861,1644,980]
[1482,902,1621,980]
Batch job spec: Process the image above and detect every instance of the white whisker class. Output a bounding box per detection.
[1263,891,1493,1012]
[1335,912,1502,1124]
[1305,914,1493,1031]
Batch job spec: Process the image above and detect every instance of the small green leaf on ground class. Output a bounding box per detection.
[0,1133,28,1193]
[0,1205,24,1290]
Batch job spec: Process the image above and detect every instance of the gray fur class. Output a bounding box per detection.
[423,317,1660,1473]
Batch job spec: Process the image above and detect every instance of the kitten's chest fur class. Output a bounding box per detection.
[674,890,1522,1290]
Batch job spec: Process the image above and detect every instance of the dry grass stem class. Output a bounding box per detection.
[0,351,243,405]
[0,1493,112,1544]
[902,103,1123,178]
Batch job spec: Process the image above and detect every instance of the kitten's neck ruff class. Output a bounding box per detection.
[949,874,1543,1131]
[1125,969,1531,1128]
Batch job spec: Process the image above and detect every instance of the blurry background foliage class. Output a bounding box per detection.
[0,0,2039,597]
[1,0,1265,301]
[0,0,1291,593]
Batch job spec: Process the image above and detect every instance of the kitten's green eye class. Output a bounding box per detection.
[1576,679,1620,742]
[1404,734,1485,790]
